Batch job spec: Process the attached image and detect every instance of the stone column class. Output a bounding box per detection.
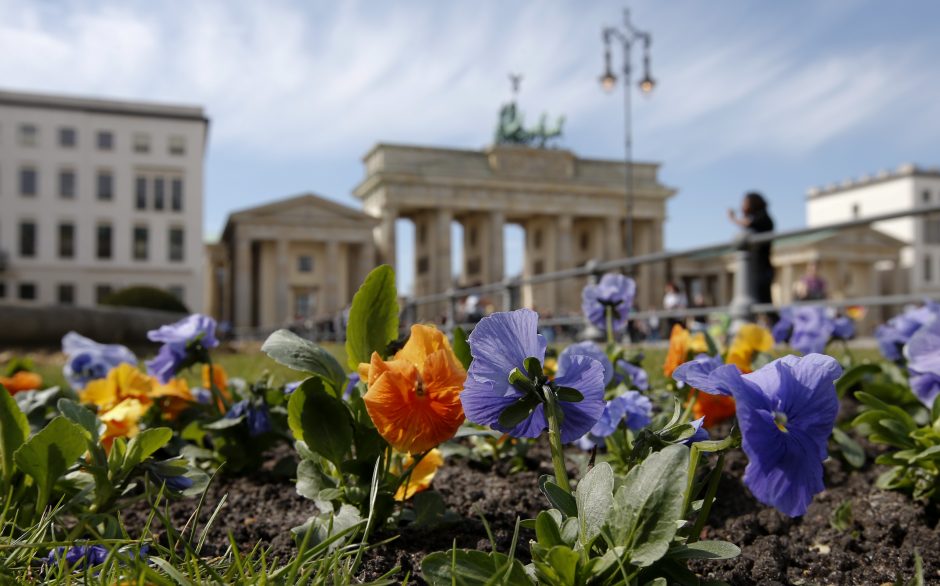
[234,236,252,329]
[276,238,289,325]
[325,240,340,315]
[604,215,622,260]
[779,262,794,305]
[434,209,453,295]
[487,211,505,285]
[556,214,574,313]
[375,207,397,269]
[356,239,376,292]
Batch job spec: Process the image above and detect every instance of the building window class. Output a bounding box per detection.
[59,169,76,199]
[926,218,940,245]
[168,227,184,262]
[59,127,76,148]
[19,167,37,196]
[133,133,150,154]
[19,221,36,258]
[135,176,147,209]
[294,289,316,318]
[97,130,114,151]
[417,224,426,245]
[167,285,184,301]
[0,282,5,299]
[925,253,933,283]
[579,231,590,252]
[168,135,186,156]
[95,284,113,304]
[533,229,542,250]
[58,222,75,259]
[18,282,37,301]
[133,226,149,261]
[924,190,933,204]
[468,227,478,248]
[154,178,165,210]
[851,203,860,218]
[417,255,429,274]
[57,283,75,305]
[534,259,545,274]
[18,124,37,147]
[97,224,113,260]
[171,178,183,211]
[97,171,113,201]
[297,255,314,273]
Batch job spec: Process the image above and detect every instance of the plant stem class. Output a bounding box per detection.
[605,306,615,346]
[679,390,698,424]
[543,388,571,494]
[689,452,726,542]
[205,357,230,414]
[681,432,739,517]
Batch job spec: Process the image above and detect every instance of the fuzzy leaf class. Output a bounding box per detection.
[452,327,472,370]
[345,265,399,370]
[575,462,614,548]
[288,377,353,467]
[666,540,740,560]
[124,427,173,471]
[607,443,689,567]
[13,417,86,512]
[539,475,578,518]
[262,329,346,394]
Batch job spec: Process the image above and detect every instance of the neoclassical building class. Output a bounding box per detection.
[353,143,676,319]
[207,143,676,331]
[205,193,376,333]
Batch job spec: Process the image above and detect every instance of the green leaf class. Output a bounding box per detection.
[261,329,347,393]
[666,540,741,560]
[831,427,865,468]
[124,427,173,471]
[532,546,580,585]
[345,265,399,370]
[575,462,614,548]
[524,357,543,379]
[534,510,565,548]
[539,475,578,518]
[13,416,86,512]
[498,394,540,428]
[422,549,532,586]
[291,503,363,551]
[607,443,689,567]
[412,490,446,528]
[288,377,354,467]
[56,399,99,442]
[835,363,882,397]
[453,326,472,370]
[555,386,584,403]
[0,386,29,484]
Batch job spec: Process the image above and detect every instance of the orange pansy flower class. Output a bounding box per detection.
[394,448,444,501]
[202,364,229,392]
[692,391,737,428]
[361,325,466,454]
[82,363,154,410]
[152,378,194,420]
[0,371,42,394]
[663,324,690,377]
[99,397,149,451]
[725,324,774,374]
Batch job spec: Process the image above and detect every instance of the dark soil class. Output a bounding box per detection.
[128,435,940,585]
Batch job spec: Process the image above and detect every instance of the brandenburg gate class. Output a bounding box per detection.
[353,142,676,320]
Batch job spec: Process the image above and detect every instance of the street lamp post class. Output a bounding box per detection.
[600,8,655,263]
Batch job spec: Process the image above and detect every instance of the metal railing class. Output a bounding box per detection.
[399,204,940,336]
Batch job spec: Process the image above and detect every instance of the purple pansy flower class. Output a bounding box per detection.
[672,353,724,391]
[47,544,108,568]
[685,416,709,445]
[61,332,137,390]
[876,302,940,361]
[773,306,841,355]
[146,314,219,383]
[460,309,606,443]
[344,372,361,399]
[559,342,613,386]
[590,391,653,437]
[678,354,841,517]
[226,399,272,437]
[284,381,302,395]
[614,360,649,391]
[581,273,636,333]
[905,316,940,408]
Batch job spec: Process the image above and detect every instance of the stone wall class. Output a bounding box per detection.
[0,304,184,346]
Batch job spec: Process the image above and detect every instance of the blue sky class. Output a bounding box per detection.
[3,0,939,293]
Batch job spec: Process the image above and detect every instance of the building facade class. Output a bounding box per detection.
[353,143,676,320]
[0,90,208,311]
[207,193,377,333]
[806,163,940,295]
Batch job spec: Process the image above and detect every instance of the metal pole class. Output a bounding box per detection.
[623,31,634,262]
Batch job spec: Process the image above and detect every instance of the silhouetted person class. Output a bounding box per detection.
[728,192,775,319]
[795,261,828,301]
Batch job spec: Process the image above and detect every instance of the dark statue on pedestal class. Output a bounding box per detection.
[494,74,564,148]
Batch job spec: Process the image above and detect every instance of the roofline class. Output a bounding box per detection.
[221,191,378,241]
[806,163,940,200]
[0,89,209,124]
[360,141,662,169]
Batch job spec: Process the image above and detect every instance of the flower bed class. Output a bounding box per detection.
[0,267,938,584]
